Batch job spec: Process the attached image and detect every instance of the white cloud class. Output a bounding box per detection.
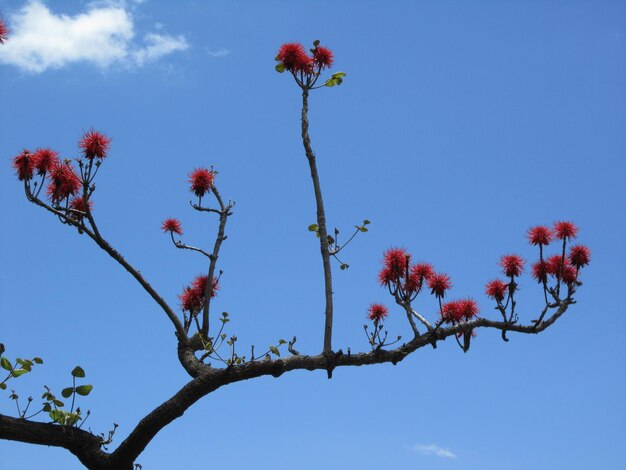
[0,0,189,73]
[133,32,188,66]
[410,443,457,459]
[206,47,229,58]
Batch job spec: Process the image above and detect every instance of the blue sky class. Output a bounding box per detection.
[1,0,625,469]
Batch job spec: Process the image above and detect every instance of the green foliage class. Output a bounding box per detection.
[324,72,346,87]
[0,347,44,390]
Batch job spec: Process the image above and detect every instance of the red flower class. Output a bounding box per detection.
[428,272,451,298]
[378,247,410,286]
[68,197,93,221]
[442,299,478,325]
[0,16,8,44]
[192,275,219,299]
[79,130,111,160]
[546,255,577,283]
[69,196,92,213]
[276,43,312,72]
[568,245,591,269]
[179,287,202,313]
[562,264,577,284]
[313,46,334,69]
[401,263,433,295]
[46,161,81,204]
[179,275,219,313]
[527,225,552,246]
[33,148,59,175]
[367,303,388,322]
[441,300,462,324]
[546,255,564,276]
[458,298,479,321]
[485,279,507,302]
[12,150,34,181]
[189,168,214,198]
[411,263,434,282]
[553,221,578,240]
[531,260,550,283]
[161,218,183,235]
[500,254,524,277]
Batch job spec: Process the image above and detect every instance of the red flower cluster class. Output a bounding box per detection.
[378,247,410,286]
[276,43,311,72]
[500,254,524,277]
[367,303,388,323]
[79,130,111,160]
[313,46,334,69]
[440,299,479,324]
[179,275,219,313]
[527,225,552,246]
[12,150,34,181]
[68,196,93,222]
[485,279,508,302]
[189,168,214,198]
[12,148,61,181]
[532,255,579,284]
[276,42,334,74]
[568,245,591,269]
[428,272,452,299]
[531,260,550,283]
[378,248,435,297]
[553,221,578,240]
[46,161,81,204]
[161,218,183,235]
[0,16,8,44]
[33,148,58,175]
[69,196,92,213]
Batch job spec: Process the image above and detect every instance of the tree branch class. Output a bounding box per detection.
[0,298,572,469]
[301,88,335,354]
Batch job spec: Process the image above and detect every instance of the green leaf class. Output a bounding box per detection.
[75,385,93,396]
[65,413,81,426]
[363,219,371,225]
[49,409,64,423]
[71,366,85,378]
[12,369,28,377]
[42,403,51,412]
[313,39,320,47]
[33,357,43,364]
[340,263,349,270]
[0,383,6,390]
[278,339,286,345]
[308,224,319,232]
[275,63,285,73]
[61,387,74,399]
[53,399,64,407]
[359,227,368,232]
[269,346,280,357]
[1,357,12,371]
[324,71,347,87]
